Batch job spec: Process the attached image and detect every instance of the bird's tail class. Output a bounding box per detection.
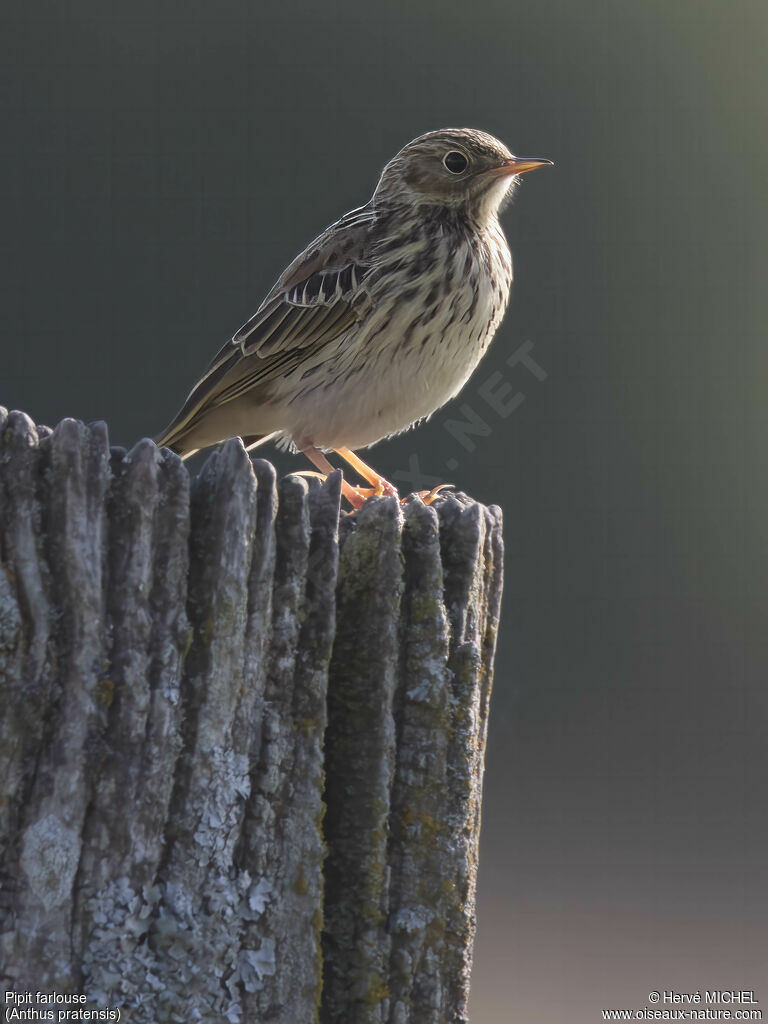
[154,421,279,462]
[154,421,199,461]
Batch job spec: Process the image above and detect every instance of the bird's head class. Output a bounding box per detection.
[373,128,552,223]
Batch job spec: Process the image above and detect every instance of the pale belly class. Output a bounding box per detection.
[274,278,508,451]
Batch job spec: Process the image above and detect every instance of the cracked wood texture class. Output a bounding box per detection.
[0,408,504,1024]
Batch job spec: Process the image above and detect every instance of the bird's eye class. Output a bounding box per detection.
[443,151,469,174]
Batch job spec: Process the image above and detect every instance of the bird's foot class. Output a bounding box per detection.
[344,473,406,509]
[333,448,399,500]
[300,445,454,510]
[272,469,451,510]
[293,467,396,510]
[342,483,386,510]
[407,483,455,506]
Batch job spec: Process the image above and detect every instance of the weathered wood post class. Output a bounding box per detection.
[0,408,503,1024]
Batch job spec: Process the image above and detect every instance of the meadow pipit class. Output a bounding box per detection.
[156,128,551,506]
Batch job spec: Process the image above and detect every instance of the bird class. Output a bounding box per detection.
[155,128,552,507]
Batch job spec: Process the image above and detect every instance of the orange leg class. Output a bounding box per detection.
[333,447,398,497]
[302,446,380,511]
[303,446,453,510]
[335,448,453,507]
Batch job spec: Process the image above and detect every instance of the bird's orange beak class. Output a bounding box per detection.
[485,156,554,177]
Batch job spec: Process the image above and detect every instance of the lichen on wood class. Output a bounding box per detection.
[0,408,503,1024]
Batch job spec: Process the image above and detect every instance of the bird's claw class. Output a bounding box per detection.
[344,483,386,510]
[295,464,451,511]
[295,469,394,510]
[340,481,455,510]
[407,484,455,506]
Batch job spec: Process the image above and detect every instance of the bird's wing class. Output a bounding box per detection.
[157,205,376,448]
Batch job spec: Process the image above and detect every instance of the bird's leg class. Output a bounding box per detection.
[335,448,455,506]
[333,447,399,498]
[301,446,380,511]
[303,446,447,510]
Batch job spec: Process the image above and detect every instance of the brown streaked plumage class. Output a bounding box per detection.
[155,128,552,507]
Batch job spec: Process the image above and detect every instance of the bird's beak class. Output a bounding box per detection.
[485,156,554,178]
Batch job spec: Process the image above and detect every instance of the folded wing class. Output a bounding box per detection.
[155,204,376,451]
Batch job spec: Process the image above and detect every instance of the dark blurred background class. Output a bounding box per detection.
[2,0,767,1019]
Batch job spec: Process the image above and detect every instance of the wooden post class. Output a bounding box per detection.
[0,408,503,1024]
